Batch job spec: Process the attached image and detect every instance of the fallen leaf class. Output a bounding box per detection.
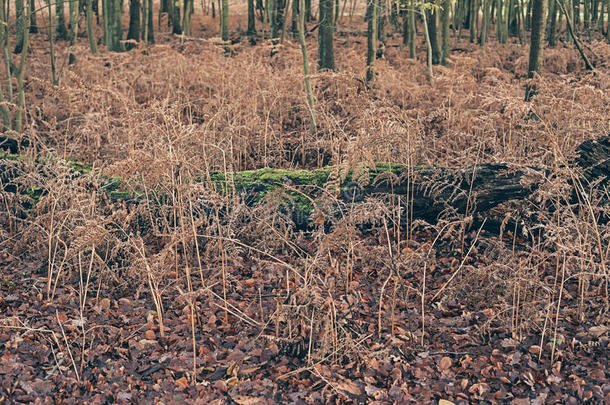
[528,345,542,355]
[175,377,189,389]
[337,379,363,397]
[589,325,608,338]
[230,395,263,405]
[439,356,452,371]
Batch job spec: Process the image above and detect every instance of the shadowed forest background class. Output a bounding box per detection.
[0,0,609,402]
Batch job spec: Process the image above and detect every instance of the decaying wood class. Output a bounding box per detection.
[1,136,608,225]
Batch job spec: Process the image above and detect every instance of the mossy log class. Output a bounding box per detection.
[1,135,608,225]
[209,163,546,221]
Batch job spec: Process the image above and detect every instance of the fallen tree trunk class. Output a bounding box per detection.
[1,136,608,224]
[211,163,546,221]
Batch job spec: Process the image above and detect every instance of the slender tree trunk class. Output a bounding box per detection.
[69,0,79,45]
[298,0,316,134]
[525,0,547,101]
[16,1,31,133]
[377,0,386,57]
[469,0,478,41]
[146,0,154,42]
[479,0,490,45]
[366,0,378,84]
[173,0,182,33]
[142,0,149,40]
[427,7,441,63]
[279,0,291,43]
[584,0,590,29]
[221,0,229,40]
[291,0,298,35]
[519,0,526,42]
[572,0,580,27]
[57,0,69,40]
[271,0,283,38]
[557,0,595,69]
[183,0,192,35]
[305,0,311,21]
[607,0,610,41]
[408,0,416,58]
[318,0,335,70]
[548,0,558,45]
[441,0,450,65]
[0,0,11,129]
[497,0,506,41]
[15,0,25,53]
[422,4,434,80]
[29,0,38,33]
[182,0,194,35]
[248,0,257,36]
[86,0,98,53]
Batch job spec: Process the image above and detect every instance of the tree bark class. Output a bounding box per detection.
[524,0,547,101]
[29,0,38,33]
[318,0,335,70]
[221,0,229,40]
[15,0,24,53]
[127,0,141,43]
[57,0,69,40]
[428,7,441,64]
[86,0,98,53]
[248,0,257,36]
[366,0,378,84]
[441,0,450,64]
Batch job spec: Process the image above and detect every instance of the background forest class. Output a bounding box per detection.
[0,0,609,402]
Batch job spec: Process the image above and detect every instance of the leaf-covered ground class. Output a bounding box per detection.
[1,224,608,404]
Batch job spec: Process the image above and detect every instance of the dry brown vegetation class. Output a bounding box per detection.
[1,6,609,404]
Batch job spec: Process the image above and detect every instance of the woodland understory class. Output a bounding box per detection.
[0,0,610,403]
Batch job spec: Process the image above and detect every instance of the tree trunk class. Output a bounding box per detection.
[172,0,182,34]
[221,0,229,40]
[524,0,547,101]
[422,3,434,80]
[298,0,316,134]
[441,0,450,65]
[29,0,38,33]
[147,0,155,42]
[57,0,69,40]
[606,0,610,42]
[548,0,558,46]
[69,0,79,46]
[408,0,416,58]
[248,0,257,36]
[15,1,31,133]
[0,0,11,129]
[183,0,192,35]
[469,0,478,42]
[3,136,609,227]
[318,0,335,70]
[428,7,441,64]
[479,0,490,45]
[376,0,386,58]
[105,0,124,51]
[15,0,25,53]
[127,0,141,45]
[86,0,98,53]
[366,0,378,84]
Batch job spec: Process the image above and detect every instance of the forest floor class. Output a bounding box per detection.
[1,12,610,405]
